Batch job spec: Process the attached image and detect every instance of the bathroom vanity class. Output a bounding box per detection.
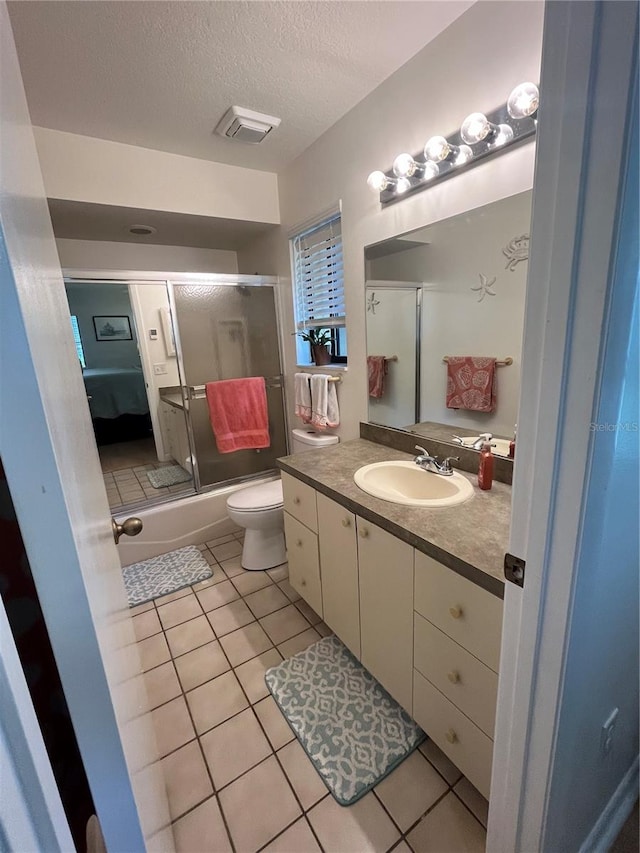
[277,437,508,799]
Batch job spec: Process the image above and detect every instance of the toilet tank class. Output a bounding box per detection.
[291,427,339,454]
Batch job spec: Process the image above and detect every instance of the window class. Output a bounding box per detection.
[291,212,346,363]
[70,315,86,368]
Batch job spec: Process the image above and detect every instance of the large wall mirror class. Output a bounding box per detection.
[364,190,532,455]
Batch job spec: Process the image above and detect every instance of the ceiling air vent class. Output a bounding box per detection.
[214,106,281,144]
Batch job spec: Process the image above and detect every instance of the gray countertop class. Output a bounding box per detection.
[277,438,510,598]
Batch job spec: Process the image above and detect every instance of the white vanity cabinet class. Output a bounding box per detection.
[281,471,504,800]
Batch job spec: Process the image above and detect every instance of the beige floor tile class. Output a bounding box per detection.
[161,740,213,820]
[234,648,283,704]
[260,605,310,645]
[138,633,171,672]
[207,599,255,637]
[231,569,274,597]
[211,540,243,562]
[308,791,400,853]
[172,796,232,853]
[294,599,323,626]
[266,563,289,583]
[419,739,463,786]
[157,594,203,630]
[277,628,322,659]
[454,778,489,828]
[244,584,290,619]
[132,609,162,641]
[150,696,195,758]
[262,818,322,853]
[220,555,245,578]
[166,615,215,658]
[130,600,154,616]
[219,621,272,667]
[206,534,236,548]
[218,756,301,851]
[277,579,301,602]
[143,661,181,710]
[154,585,193,606]
[315,622,333,637]
[375,750,448,832]
[254,695,295,750]
[392,843,412,853]
[173,640,230,693]
[277,739,328,810]
[191,563,227,588]
[186,670,248,735]
[202,549,219,566]
[196,579,239,612]
[201,708,271,789]
[407,792,486,852]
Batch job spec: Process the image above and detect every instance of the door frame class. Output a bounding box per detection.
[488,2,638,849]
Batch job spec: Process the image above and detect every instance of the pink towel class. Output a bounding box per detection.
[367,356,388,398]
[205,378,270,454]
[445,357,497,412]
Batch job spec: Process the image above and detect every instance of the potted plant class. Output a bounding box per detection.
[294,328,332,365]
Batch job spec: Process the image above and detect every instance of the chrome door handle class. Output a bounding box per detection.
[112,516,143,544]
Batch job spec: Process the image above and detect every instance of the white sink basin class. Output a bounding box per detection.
[354,461,474,508]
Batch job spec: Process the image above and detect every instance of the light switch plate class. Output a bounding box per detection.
[153,363,168,375]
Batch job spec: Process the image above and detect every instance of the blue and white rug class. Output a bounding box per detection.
[265,635,425,806]
[123,545,212,607]
[147,464,192,489]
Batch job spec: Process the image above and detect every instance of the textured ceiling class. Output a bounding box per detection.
[8,0,473,172]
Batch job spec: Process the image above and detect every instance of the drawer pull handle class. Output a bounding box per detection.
[447,670,460,684]
[445,728,458,744]
[359,527,369,538]
[449,605,463,620]
[342,518,351,528]
[296,539,303,547]
[293,497,301,505]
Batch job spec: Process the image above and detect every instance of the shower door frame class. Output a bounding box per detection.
[63,269,285,507]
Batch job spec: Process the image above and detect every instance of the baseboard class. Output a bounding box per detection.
[579,756,639,853]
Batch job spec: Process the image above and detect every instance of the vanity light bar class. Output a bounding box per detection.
[367,82,539,205]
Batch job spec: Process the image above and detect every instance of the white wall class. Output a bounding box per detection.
[57,237,238,274]
[35,127,280,224]
[237,0,543,441]
[65,281,140,369]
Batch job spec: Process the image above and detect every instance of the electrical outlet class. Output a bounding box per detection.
[153,363,168,376]
[601,707,618,755]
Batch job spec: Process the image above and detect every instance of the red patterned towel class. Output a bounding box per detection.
[445,357,497,412]
[205,378,271,453]
[367,356,388,398]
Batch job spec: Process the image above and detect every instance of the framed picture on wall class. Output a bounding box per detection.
[93,315,132,341]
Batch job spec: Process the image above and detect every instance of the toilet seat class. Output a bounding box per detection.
[226,479,283,513]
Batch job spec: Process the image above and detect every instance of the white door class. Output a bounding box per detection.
[0,5,171,850]
[489,2,639,851]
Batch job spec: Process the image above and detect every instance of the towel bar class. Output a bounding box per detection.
[442,356,513,366]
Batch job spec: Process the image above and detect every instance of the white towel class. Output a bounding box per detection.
[294,373,312,423]
[310,374,340,430]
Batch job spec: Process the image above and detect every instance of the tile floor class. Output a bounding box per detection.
[134,531,489,852]
[104,462,193,510]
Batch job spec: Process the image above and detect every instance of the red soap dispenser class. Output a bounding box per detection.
[478,441,494,491]
[509,424,517,459]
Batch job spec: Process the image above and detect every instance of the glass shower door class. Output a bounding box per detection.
[170,282,287,489]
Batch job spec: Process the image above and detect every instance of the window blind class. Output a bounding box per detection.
[292,214,344,329]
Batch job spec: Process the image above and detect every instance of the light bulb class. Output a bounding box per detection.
[422,161,440,180]
[367,170,389,192]
[493,124,514,147]
[453,144,473,165]
[393,153,417,178]
[424,136,451,163]
[395,177,411,194]
[460,112,493,145]
[507,82,539,119]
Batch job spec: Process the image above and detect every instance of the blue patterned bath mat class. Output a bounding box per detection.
[265,635,425,806]
[123,545,212,607]
[147,464,192,489]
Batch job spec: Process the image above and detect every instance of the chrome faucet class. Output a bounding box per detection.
[452,432,493,450]
[414,446,459,476]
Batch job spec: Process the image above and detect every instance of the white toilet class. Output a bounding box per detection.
[226,428,339,571]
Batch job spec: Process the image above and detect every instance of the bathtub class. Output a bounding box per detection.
[117,474,279,564]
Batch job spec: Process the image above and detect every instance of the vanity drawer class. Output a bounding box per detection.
[414,551,503,672]
[284,512,323,617]
[413,670,493,800]
[414,613,498,737]
[281,472,318,533]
